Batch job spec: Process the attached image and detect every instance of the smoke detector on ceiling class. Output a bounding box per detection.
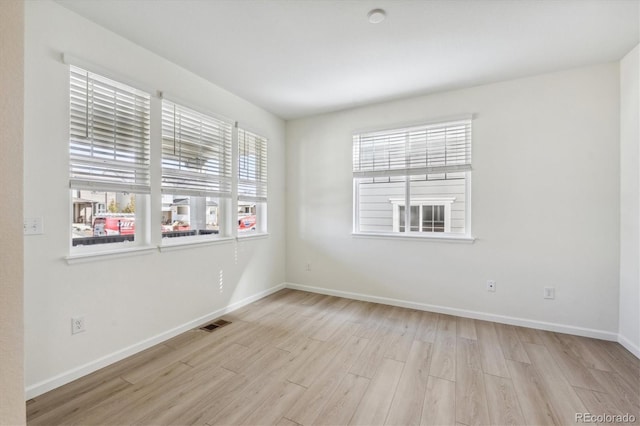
[367,9,386,24]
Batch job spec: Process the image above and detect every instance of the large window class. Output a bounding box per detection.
[353,118,472,238]
[69,66,150,248]
[238,129,268,235]
[68,64,270,253]
[161,101,233,240]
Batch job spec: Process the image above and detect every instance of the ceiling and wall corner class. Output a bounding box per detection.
[55,0,639,120]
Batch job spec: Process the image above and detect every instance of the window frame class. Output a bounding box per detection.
[159,99,234,245]
[237,127,268,237]
[67,65,152,256]
[352,116,474,242]
[64,57,272,261]
[390,197,455,233]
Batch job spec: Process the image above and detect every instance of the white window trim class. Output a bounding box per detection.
[389,197,455,233]
[158,235,235,252]
[236,232,270,241]
[68,61,153,256]
[352,115,474,241]
[352,232,475,243]
[66,245,156,265]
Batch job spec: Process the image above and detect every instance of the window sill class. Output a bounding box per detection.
[352,232,476,243]
[236,232,269,241]
[66,245,156,265]
[159,236,235,252]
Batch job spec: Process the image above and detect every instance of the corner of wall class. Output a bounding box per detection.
[0,0,25,423]
[618,43,640,359]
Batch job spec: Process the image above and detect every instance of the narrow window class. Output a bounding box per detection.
[237,128,268,235]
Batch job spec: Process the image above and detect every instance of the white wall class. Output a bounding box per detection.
[286,63,621,338]
[0,0,25,423]
[619,44,640,356]
[24,0,286,397]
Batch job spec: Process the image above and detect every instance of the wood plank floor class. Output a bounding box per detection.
[27,289,640,426]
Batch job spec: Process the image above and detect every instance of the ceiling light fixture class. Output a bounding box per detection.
[367,9,386,24]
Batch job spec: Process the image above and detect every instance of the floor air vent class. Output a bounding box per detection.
[200,319,232,332]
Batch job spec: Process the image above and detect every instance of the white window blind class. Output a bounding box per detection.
[353,119,472,178]
[238,129,268,202]
[69,66,151,193]
[161,101,233,197]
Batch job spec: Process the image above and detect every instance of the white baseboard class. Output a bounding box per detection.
[618,333,640,359]
[27,280,635,399]
[285,282,619,342]
[25,282,286,399]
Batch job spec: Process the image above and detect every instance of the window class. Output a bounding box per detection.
[390,197,455,232]
[353,118,472,237]
[238,128,267,234]
[161,101,233,240]
[69,66,150,248]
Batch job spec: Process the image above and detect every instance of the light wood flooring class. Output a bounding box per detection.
[27,289,640,425]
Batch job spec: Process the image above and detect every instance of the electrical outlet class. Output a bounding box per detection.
[305,263,311,271]
[487,280,496,292]
[544,287,555,299]
[71,316,85,334]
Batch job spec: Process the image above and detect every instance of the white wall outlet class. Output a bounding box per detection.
[487,280,496,292]
[23,217,44,235]
[305,263,311,271]
[71,316,85,334]
[544,287,555,299]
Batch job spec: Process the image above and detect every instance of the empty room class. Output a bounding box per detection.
[1,0,639,425]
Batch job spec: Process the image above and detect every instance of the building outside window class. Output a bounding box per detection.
[390,196,455,233]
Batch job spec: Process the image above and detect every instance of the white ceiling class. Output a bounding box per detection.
[56,0,639,120]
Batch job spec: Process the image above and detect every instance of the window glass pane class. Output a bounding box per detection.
[72,190,136,246]
[238,201,257,233]
[357,177,405,233]
[409,205,420,232]
[161,194,220,238]
[238,129,268,201]
[422,205,434,232]
[410,173,466,234]
[434,205,445,232]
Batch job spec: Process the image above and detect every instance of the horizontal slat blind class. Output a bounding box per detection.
[238,129,268,202]
[353,119,472,178]
[69,66,151,193]
[161,101,233,197]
